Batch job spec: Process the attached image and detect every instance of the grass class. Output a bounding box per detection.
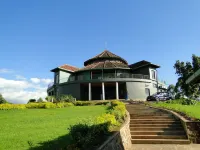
[150,101,200,120]
[0,106,107,150]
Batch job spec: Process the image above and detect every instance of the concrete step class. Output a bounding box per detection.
[131,130,186,135]
[130,116,174,119]
[130,127,184,131]
[130,119,176,121]
[130,124,181,127]
[132,135,187,139]
[131,115,172,117]
[131,139,190,144]
[130,120,178,124]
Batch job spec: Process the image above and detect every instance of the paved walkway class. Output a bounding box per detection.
[132,144,200,150]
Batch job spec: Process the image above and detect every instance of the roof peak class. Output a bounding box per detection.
[84,49,128,66]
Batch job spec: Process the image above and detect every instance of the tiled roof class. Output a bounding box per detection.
[78,60,129,71]
[59,64,79,72]
[51,64,79,72]
[84,50,128,66]
[129,60,160,70]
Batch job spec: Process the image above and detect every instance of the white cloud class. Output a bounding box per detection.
[0,77,53,104]
[0,68,13,73]
[15,75,26,80]
[30,78,41,84]
[31,78,53,85]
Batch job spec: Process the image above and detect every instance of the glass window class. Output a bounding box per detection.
[56,74,59,83]
[151,70,156,79]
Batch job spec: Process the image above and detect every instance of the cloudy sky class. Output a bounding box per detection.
[0,69,53,103]
[1,1,200,103]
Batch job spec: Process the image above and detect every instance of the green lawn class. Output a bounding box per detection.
[150,102,200,120]
[0,106,107,150]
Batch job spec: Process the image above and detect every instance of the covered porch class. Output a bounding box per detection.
[80,82,127,100]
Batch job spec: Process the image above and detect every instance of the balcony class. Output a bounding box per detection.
[56,74,150,84]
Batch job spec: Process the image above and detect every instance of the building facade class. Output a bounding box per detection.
[47,50,166,100]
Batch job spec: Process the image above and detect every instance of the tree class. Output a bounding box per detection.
[174,54,200,98]
[167,84,176,95]
[0,94,7,104]
[37,97,43,103]
[28,99,36,103]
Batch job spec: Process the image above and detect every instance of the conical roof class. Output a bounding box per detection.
[84,50,128,66]
[77,50,129,71]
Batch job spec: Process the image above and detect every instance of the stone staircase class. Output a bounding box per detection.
[126,103,190,144]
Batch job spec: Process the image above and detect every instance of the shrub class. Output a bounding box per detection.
[44,102,57,109]
[75,101,92,106]
[0,104,26,110]
[95,113,120,127]
[58,94,75,103]
[68,123,110,150]
[166,98,197,105]
[63,102,74,107]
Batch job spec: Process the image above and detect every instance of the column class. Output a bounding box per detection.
[102,82,105,100]
[89,83,91,100]
[116,82,119,100]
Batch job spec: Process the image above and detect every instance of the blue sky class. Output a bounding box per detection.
[0,0,200,103]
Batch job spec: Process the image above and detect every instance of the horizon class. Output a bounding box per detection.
[1,0,200,103]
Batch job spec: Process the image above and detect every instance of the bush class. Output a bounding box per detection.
[67,100,126,149]
[63,102,74,107]
[0,104,26,110]
[68,123,110,150]
[166,98,197,105]
[44,102,57,109]
[58,94,75,103]
[95,113,120,127]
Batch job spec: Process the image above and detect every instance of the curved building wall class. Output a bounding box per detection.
[126,80,157,101]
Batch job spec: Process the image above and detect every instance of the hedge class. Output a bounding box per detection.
[67,100,126,149]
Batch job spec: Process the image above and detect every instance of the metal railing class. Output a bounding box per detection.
[49,74,150,85]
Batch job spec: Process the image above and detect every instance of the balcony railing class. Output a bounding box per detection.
[53,74,150,85]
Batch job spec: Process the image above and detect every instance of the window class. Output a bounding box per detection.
[151,70,156,80]
[145,88,150,96]
[56,74,59,83]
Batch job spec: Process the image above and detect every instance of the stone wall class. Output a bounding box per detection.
[97,111,132,150]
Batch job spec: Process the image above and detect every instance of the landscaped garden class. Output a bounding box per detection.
[0,100,126,150]
[148,99,200,120]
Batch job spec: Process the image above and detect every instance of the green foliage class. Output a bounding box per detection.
[149,101,200,120]
[45,96,56,102]
[44,102,57,109]
[174,54,200,97]
[167,84,176,96]
[68,122,110,150]
[37,97,44,103]
[74,101,110,106]
[28,99,36,103]
[67,100,126,149]
[0,94,7,104]
[0,104,26,110]
[166,98,197,105]
[58,94,75,102]
[95,113,120,127]
[0,106,106,150]
[56,102,74,108]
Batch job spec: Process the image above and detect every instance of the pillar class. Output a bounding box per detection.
[116,82,119,100]
[102,82,105,100]
[89,83,91,100]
